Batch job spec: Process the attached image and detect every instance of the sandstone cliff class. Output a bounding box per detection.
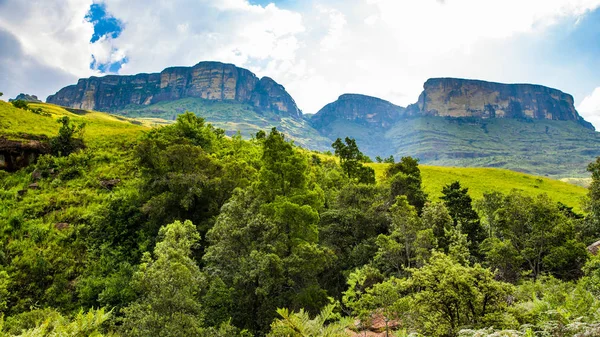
[406,78,593,129]
[47,61,302,118]
[310,94,406,131]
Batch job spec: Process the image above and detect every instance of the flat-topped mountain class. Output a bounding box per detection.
[44,65,600,177]
[46,61,302,118]
[406,78,593,129]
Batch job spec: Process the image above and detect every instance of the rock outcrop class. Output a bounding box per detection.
[47,61,302,118]
[10,93,42,103]
[0,137,50,172]
[310,94,406,131]
[406,78,593,129]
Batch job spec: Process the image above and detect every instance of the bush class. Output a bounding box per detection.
[11,100,28,110]
[50,116,86,157]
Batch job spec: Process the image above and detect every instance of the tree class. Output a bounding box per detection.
[332,137,375,184]
[584,157,600,243]
[492,191,587,281]
[441,181,484,257]
[374,196,436,275]
[259,128,309,200]
[50,116,85,156]
[204,172,331,333]
[406,253,514,336]
[421,202,453,252]
[121,220,206,337]
[386,157,428,213]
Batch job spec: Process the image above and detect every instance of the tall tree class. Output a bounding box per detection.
[441,181,485,257]
[332,137,375,184]
[386,157,428,213]
[121,220,205,337]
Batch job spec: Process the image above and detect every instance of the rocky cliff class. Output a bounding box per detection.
[406,78,593,129]
[47,61,302,118]
[10,93,42,103]
[310,94,406,131]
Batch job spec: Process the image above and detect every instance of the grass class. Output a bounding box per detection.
[0,101,148,147]
[1,101,589,213]
[367,162,588,213]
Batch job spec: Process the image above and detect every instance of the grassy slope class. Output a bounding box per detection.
[386,117,600,178]
[0,101,148,146]
[368,162,588,213]
[0,101,588,212]
[116,97,332,151]
[314,116,600,178]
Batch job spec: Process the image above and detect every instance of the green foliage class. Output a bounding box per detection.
[268,303,351,337]
[50,116,86,156]
[386,156,428,213]
[120,220,205,337]
[441,181,485,258]
[5,308,112,337]
[374,196,436,275]
[11,100,28,110]
[2,102,600,337]
[259,128,308,199]
[332,137,375,184]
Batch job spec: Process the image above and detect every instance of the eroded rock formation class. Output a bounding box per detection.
[47,61,301,118]
[406,78,593,129]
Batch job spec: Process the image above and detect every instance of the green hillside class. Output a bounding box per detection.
[1,100,598,337]
[367,162,587,213]
[117,97,332,150]
[0,101,148,146]
[316,115,600,179]
[386,116,600,178]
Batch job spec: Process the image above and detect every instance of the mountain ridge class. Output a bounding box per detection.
[44,61,599,177]
[47,61,302,119]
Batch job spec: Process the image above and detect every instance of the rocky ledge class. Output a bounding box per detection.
[47,61,302,118]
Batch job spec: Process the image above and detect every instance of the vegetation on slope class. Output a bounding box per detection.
[116,97,332,151]
[387,116,600,178]
[1,105,600,337]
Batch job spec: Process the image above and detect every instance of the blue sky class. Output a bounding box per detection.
[1,0,600,126]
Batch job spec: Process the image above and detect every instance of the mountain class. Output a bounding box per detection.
[310,78,599,177]
[406,78,594,129]
[46,61,333,150]
[46,63,600,177]
[309,94,406,157]
[9,93,42,103]
[47,61,301,118]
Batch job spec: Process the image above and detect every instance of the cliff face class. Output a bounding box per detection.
[46,61,301,118]
[310,94,406,131]
[406,78,593,129]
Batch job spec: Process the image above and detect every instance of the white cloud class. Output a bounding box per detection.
[578,87,600,129]
[1,0,600,116]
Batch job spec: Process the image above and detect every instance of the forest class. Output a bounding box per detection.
[2,111,600,337]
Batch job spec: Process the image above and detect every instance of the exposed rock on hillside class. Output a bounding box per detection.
[310,94,406,131]
[0,136,50,172]
[47,61,302,118]
[406,78,594,130]
[10,93,42,103]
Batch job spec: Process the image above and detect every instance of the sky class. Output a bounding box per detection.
[1,0,600,127]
